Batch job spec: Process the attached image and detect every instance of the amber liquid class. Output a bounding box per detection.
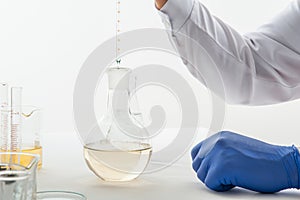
[22,146,43,169]
[1,147,42,169]
[84,140,152,182]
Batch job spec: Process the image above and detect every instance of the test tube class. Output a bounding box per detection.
[11,87,22,152]
[0,83,9,151]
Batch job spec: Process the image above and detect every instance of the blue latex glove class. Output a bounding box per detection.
[191,131,300,193]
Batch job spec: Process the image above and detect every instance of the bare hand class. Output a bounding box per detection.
[155,0,168,9]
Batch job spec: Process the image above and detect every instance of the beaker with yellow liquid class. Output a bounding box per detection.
[0,84,42,168]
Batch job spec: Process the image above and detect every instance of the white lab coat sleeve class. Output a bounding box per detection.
[158,0,300,105]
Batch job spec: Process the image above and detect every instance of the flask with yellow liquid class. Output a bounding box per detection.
[83,67,152,182]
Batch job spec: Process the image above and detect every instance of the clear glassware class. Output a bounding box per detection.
[0,152,39,200]
[21,106,42,169]
[0,83,9,152]
[36,191,87,200]
[0,106,43,169]
[10,87,23,152]
[83,67,152,182]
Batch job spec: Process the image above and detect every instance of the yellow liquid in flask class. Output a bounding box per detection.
[84,140,152,182]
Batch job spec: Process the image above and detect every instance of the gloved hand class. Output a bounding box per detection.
[191,131,300,193]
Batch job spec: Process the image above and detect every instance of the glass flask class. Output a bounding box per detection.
[83,67,152,182]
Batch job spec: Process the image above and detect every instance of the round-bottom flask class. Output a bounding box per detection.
[84,67,152,182]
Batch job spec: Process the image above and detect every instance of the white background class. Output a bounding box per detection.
[1,0,300,148]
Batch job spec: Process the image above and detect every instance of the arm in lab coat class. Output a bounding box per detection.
[158,0,300,105]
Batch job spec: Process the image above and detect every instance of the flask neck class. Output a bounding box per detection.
[107,89,130,116]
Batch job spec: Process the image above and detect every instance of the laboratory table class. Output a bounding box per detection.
[38,132,300,200]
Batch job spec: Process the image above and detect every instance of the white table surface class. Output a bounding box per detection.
[38,131,300,200]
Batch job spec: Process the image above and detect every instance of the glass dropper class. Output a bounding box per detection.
[115,0,121,68]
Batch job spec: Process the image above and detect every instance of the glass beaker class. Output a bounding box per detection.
[20,106,42,168]
[0,152,40,200]
[0,106,43,168]
[83,67,152,182]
